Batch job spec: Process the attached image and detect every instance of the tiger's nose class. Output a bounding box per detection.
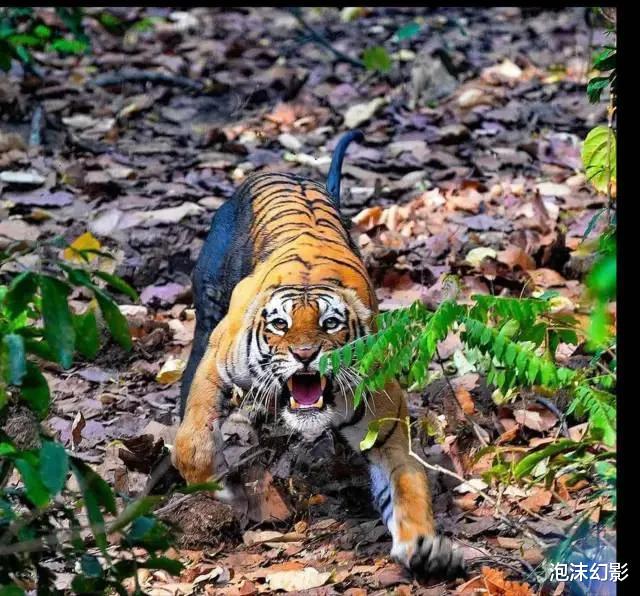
[290,344,321,364]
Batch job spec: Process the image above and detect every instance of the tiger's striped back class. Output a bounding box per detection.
[238,172,376,311]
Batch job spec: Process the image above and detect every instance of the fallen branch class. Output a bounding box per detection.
[90,68,205,92]
[286,7,364,69]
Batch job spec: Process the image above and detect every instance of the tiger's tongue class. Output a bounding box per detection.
[291,375,323,405]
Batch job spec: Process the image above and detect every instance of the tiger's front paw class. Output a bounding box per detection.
[393,535,466,580]
[173,419,216,485]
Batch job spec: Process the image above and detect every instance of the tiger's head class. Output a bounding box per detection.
[236,284,372,437]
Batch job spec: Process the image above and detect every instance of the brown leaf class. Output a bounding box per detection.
[454,388,475,415]
[344,589,368,596]
[568,423,588,442]
[497,245,536,270]
[242,528,302,547]
[481,566,535,595]
[495,426,519,445]
[267,567,332,592]
[374,564,411,588]
[244,468,292,524]
[266,102,297,127]
[523,548,544,566]
[454,493,479,511]
[496,536,523,549]
[70,411,86,450]
[527,268,567,288]
[513,408,557,432]
[455,574,485,594]
[518,489,553,513]
[352,206,383,231]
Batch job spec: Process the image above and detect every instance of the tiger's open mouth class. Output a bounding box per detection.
[285,373,327,410]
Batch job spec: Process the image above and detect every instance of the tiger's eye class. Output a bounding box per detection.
[324,317,341,330]
[271,318,288,331]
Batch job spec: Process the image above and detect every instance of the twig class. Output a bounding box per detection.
[456,537,538,579]
[90,68,205,92]
[605,91,616,218]
[286,7,364,69]
[534,396,570,438]
[29,104,44,148]
[403,417,551,550]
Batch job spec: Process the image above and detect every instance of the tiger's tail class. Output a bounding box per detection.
[326,129,364,208]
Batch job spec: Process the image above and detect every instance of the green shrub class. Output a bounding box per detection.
[0,237,188,594]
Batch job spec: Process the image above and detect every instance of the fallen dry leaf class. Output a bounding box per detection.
[466,247,498,267]
[497,245,536,270]
[527,268,567,288]
[137,203,204,226]
[455,387,475,415]
[518,489,553,513]
[63,231,101,262]
[454,478,488,494]
[344,98,386,129]
[266,567,332,592]
[156,357,187,385]
[455,493,479,511]
[70,411,86,450]
[481,565,535,595]
[455,574,485,594]
[242,530,303,547]
[352,205,383,230]
[0,170,45,186]
[513,408,557,432]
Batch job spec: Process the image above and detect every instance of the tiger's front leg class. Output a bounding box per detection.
[340,380,465,579]
[173,346,224,484]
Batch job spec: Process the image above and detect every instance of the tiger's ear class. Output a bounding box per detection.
[340,287,373,327]
[242,290,271,326]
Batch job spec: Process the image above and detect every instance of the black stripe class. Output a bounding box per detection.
[252,191,301,219]
[316,255,369,280]
[248,174,301,194]
[315,217,350,240]
[336,399,366,430]
[388,463,405,479]
[374,401,403,448]
[373,485,388,503]
[253,205,310,233]
[378,493,392,512]
[260,254,312,283]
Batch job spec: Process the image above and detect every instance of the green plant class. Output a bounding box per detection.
[0,7,147,73]
[321,294,614,451]
[582,22,617,351]
[0,237,190,594]
[0,8,90,72]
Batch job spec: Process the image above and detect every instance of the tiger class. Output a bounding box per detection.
[173,130,465,579]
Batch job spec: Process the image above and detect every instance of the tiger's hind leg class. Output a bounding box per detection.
[339,380,465,579]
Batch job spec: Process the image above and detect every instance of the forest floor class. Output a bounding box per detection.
[0,7,615,595]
